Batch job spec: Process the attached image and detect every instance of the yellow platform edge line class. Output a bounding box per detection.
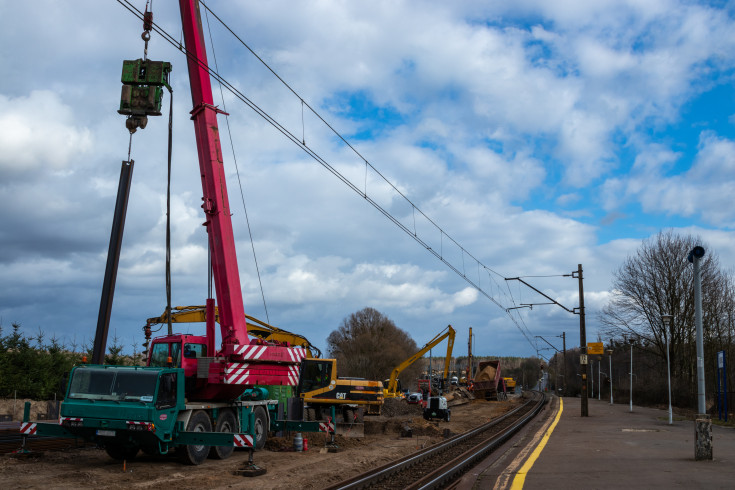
[510,397,564,490]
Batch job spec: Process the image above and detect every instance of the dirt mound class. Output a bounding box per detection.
[475,365,496,382]
[382,398,423,417]
[410,419,446,437]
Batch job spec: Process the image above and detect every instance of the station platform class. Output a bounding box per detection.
[461,395,735,489]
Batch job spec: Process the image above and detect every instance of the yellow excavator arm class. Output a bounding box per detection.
[145,305,321,358]
[385,325,455,397]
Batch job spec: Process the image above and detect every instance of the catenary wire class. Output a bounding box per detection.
[116,0,540,348]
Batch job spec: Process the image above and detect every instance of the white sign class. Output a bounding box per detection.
[718,351,725,369]
[580,354,588,365]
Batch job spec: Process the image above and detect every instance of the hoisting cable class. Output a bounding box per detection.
[204,7,271,324]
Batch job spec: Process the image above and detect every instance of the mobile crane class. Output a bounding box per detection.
[22,1,335,468]
[383,325,455,399]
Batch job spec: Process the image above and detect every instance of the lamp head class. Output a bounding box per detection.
[688,246,705,263]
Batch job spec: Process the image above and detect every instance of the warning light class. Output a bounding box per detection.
[82,355,88,364]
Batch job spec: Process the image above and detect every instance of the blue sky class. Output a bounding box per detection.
[1,0,735,361]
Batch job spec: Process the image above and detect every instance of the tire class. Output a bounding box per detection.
[177,410,212,465]
[253,406,268,451]
[209,409,236,460]
[305,407,316,421]
[343,408,355,424]
[105,444,139,461]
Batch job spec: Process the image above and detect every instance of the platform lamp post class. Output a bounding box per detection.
[662,314,674,425]
[598,358,602,401]
[688,245,712,460]
[626,336,635,412]
[608,348,613,405]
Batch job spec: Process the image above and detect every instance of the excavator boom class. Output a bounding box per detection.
[385,325,455,397]
[145,305,321,358]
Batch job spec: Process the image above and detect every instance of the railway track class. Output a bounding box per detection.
[327,391,546,490]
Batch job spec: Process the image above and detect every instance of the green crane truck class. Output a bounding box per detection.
[22,364,335,465]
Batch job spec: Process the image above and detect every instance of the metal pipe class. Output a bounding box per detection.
[662,315,674,424]
[608,348,613,405]
[629,340,634,412]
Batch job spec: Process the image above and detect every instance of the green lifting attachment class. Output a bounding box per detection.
[118,59,172,133]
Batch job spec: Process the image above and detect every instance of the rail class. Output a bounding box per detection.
[327,391,546,489]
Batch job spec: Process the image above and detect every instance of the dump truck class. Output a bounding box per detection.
[473,360,503,400]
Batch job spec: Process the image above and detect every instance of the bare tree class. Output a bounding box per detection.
[600,230,733,382]
[327,307,419,383]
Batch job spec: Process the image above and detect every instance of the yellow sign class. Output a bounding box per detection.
[587,342,604,355]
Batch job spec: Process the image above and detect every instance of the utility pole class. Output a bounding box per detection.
[468,326,473,382]
[505,266,586,416]
[576,264,588,417]
[562,332,567,395]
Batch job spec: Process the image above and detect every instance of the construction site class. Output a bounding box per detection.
[0,5,546,487]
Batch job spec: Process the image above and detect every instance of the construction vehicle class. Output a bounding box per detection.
[144,305,322,358]
[473,360,503,401]
[296,358,383,433]
[503,377,517,394]
[423,395,451,422]
[383,325,455,399]
[22,1,337,467]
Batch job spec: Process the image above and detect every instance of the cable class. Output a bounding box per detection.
[115,0,536,348]
[203,5,271,325]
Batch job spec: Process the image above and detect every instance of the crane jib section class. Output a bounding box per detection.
[179,0,248,355]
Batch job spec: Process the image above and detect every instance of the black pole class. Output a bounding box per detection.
[562,331,567,395]
[577,264,588,417]
[92,160,134,365]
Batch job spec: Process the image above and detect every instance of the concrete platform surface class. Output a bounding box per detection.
[521,396,735,489]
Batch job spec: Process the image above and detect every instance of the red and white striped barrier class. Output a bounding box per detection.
[126,421,154,431]
[318,421,335,433]
[19,423,37,435]
[224,362,301,386]
[234,434,254,447]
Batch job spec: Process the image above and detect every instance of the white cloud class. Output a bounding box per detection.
[3,0,735,359]
[0,91,92,175]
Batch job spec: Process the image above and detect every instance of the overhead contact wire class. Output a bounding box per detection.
[116,0,535,347]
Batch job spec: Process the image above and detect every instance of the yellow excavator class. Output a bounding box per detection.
[384,325,455,398]
[144,305,321,358]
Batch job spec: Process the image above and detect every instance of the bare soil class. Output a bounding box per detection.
[0,396,522,489]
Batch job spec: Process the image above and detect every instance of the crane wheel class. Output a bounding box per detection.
[177,410,212,465]
[253,406,268,451]
[209,409,236,460]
